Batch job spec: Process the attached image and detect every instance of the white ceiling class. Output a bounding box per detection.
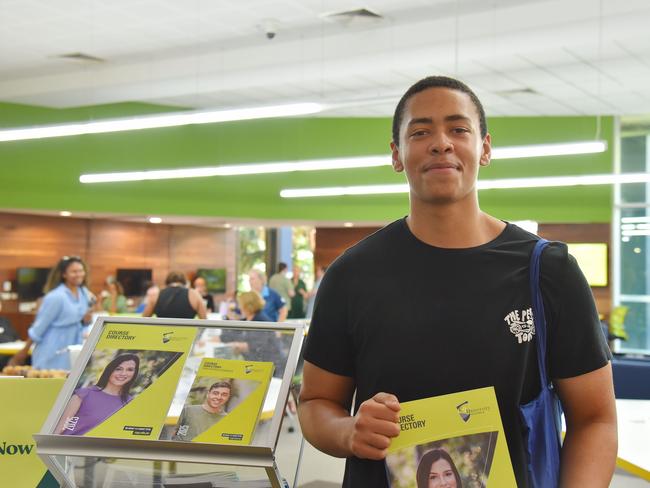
[2,0,650,117]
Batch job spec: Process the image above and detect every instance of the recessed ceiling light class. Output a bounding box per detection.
[59,211,72,217]
[148,217,162,224]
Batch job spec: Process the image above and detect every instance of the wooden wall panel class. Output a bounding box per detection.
[169,225,237,299]
[86,220,171,292]
[537,223,610,243]
[0,213,89,287]
[314,227,381,268]
[0,212,237,320]
[538,223,611,316]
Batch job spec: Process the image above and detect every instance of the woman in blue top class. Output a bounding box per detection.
[20,256,93,370]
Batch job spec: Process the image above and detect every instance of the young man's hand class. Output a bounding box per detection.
[347,392,401,460]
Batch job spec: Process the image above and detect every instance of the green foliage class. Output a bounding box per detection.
[292,226,315,288]
[237,227,266,291]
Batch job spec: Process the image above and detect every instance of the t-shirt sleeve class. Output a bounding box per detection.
[74,387,93,400]
[303,257,356,377]
[541,242,612,379]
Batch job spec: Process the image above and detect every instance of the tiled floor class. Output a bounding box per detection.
[274,422,649,487]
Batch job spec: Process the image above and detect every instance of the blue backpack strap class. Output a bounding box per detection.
[529,238,550,387]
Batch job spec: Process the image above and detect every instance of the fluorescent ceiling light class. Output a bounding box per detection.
[621,216,650,224]
[0,103,323,142]
[79,140,607,184]
[622,230,650,237]
[491,141,606,159]
[281,184,410,198]
[80,156,390,183]
[280,172,650,198]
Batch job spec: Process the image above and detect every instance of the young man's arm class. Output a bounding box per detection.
[298,360,401,459]
[555,362,617,488]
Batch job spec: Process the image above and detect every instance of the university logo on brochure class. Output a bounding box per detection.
[456,400,491,423]
[504,307,535,343]
[456,401,471,422]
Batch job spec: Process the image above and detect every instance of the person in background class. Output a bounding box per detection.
[135,281,159,314]
[221,290,285,377]
[305,265,326,319]
[12,256,94,370]
[249,269,287,322]
[143,271,207,319]
[100,276,128,314]
[268,262,294,314]
[192,276,215,313]
[288,264,308,319]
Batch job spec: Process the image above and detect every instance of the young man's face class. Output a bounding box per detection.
[390,87,491,206]
[205,387,231,411]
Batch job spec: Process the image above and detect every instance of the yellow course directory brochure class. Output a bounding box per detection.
[55,323,198,440]
[386,386,516,488]
[172,358,274,445]
[0,377,65,488]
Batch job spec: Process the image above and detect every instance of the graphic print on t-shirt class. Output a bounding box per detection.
[504,307,534,343]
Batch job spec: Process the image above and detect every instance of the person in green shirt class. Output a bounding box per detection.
[101,276,128,314]
[268,262,294,313]
[288,264,308,319]
[174,381,231,441]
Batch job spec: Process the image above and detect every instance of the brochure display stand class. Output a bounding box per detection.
[34,316,305,488]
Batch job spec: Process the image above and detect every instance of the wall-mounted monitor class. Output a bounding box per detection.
[196,268,226,293]
[566,243,608,287]
[116,268,152,296]
[16,267,51,300]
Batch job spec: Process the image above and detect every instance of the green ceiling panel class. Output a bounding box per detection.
[0,101,614,223]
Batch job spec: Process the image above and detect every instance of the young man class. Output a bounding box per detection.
[298,76,617,487]
[174,381,231,441]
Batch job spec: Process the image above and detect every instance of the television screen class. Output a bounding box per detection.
[196,268,226,293]
[16,267,51,300]
[116,268,153,296]
[567,243,608,287]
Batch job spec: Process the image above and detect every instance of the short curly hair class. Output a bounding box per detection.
[392,75,487,146]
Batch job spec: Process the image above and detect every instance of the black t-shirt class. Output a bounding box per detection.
[303,218,611,488]
[154,287,196,319]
